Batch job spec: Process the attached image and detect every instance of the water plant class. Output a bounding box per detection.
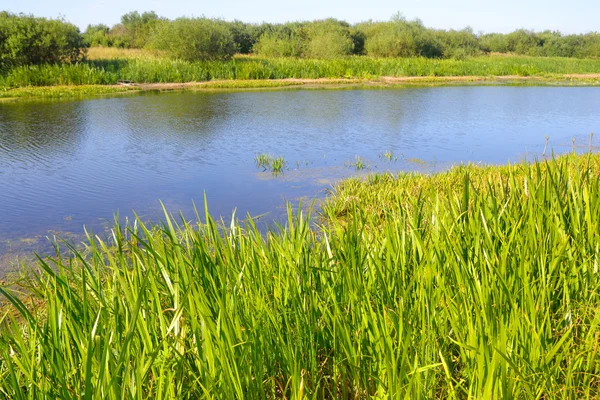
[346,155,368,170]
[379,150,398,161]
[254,152,271,169]
[1,153,599,397]
[254,153,287,174]
[270,156,287,174]
[3,55,600,89]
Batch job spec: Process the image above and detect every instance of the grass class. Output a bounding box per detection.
[1,152,600,397]
[2,51,600,90]
[254,153,288,175]
[379,150,398,162]
[347,155,369,171]
[0,85,139,100]
[85,47,163,60]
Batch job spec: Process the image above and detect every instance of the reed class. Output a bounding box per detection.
[1,153,599,398]
[2,55,600,89]
[347,155,368,171]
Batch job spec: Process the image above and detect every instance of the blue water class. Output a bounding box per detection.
[1,86,599,269]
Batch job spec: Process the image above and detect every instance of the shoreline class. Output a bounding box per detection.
[2,74,600,101]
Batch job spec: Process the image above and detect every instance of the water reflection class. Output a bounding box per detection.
[0,86,599,272]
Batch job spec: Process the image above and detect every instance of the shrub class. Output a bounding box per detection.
[303,19,354,58]
[119,11,164,48]
[83,24,111,47]
[253,23,305,57]
[0,12,86,70]
[433,27,482,58]
[148,17,236,61]
[360,15,443,58]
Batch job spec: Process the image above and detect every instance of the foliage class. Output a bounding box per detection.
[433,27,482,59]
[82,24,111,47]
[148,17,236,61]
[359,14,443,58]
[303,19,354,59]
[252,23,305,58]
[120,11,164,48]
[0,12,86,70]
[2,55,600,88]
[1,153,600,397]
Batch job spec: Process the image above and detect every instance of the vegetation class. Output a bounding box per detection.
[1,153,599,397]
[2,53,600,89]
[78,11,600,60]
[0,12,86,71]
[254,153,287,175]
[148,18,236,61]
[379,150,398,162]
[347,155,369,171]
[2,11,600,91]
[0,84,139,99]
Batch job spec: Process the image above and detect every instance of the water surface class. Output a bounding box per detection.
[1,87,599,271]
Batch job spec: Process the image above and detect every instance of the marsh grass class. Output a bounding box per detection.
[1,153,600,398]
[0,85,139,99]
[254,153,272,169]
[254,153,287,175]
[379,150,398,162]
[2,55,600,88]
[346,155,369,171]
[270,156,287,174]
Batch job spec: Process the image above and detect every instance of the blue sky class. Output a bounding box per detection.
[4,0,598,34]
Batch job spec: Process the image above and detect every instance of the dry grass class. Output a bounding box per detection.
[86,46,163,60]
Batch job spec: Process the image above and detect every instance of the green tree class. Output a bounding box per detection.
[119,11,164,48]
[0,12,86,70]
[253,23,305,57]
[149,17,236,61]
[303,19,354,58]
[360,14,442,58]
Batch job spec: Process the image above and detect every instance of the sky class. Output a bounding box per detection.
[2,0,598,34]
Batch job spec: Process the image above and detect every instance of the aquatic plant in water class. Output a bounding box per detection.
[379,150,398,162]
[254,153,287,174]
[346,155,368,171]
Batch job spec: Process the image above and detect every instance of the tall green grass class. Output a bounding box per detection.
[1,153,599,398]
[2,55,600,88]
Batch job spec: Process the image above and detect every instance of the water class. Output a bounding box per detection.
[1,86,599,270]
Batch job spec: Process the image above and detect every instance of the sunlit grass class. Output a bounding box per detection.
[254,153,287,175]
[1,153,600,397]
[2,55,600,88]
[346,155,369,170]
[86,46,164,60]
[379,150,398,161]
[0,84,139,99]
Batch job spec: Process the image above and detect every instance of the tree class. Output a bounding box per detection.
[148,18,236,61]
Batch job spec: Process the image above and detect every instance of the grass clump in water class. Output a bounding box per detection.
[270,156,286,174]
[1,153,600,397]
[379,150,398,161]
[254,153,287,175]
[254,152,272,169]
[346,155,369,170]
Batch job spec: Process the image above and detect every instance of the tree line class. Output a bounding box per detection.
[1,10,599,70]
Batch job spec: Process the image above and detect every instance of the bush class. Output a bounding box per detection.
[359,15,443,58]
[433,28,482,58]
[303,19,354,58]
[0,12,86,70]
[148,17,236,61]
[120,11,164,48]
[253,23,305,57]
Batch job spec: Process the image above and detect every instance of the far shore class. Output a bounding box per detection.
[2,74,600,101]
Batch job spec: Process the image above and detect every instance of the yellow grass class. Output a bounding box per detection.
[86,46,162,60]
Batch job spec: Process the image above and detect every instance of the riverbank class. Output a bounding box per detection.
[2,73,600,101]
[1,152,599,397]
